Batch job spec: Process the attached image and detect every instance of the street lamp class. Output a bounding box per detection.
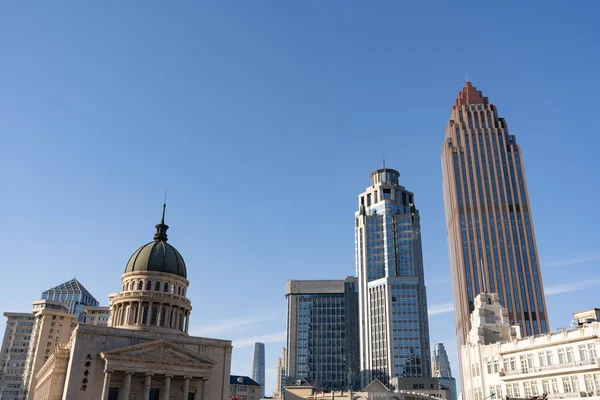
[484,393,496,400]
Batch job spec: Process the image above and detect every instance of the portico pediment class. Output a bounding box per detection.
[100,339,216,368]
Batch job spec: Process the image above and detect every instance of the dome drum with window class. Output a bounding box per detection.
[109,204,192,335]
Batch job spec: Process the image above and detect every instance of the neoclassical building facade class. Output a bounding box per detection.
[31,205,232,400]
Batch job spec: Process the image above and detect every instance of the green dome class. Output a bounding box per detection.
[124,204,187,279]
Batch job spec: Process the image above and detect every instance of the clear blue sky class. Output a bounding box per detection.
[1,2,599,394]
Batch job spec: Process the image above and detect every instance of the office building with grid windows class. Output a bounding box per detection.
[441,82,549,350]
[355,168,431,387]
[285,278,360,391]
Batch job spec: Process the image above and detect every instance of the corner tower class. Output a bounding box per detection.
[109,204,192,334]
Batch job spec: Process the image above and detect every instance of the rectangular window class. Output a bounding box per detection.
[527,353,534,370]
[580,344,589,361]
[589,344,597,360]
[563,377,573,393]
[383,188,391,200]
[520,355,528,372]
[558,348,566,364]
[551,378,559,394]
[513,383,521,397]
[585,374,595,392]
[547,350,554,365]
[506,385,514,397]
[108,388,119,400]
[538,351,546,367]
[531,381,539,396]
[524,381,532,397]
[542,380,550,394]
[567,347,575,363]
[493,359,499,373]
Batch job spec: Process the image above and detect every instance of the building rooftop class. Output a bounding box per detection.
[124,203,187,279]
[452,81,489,110]
[231,375,261,387]
[42,278,99,305]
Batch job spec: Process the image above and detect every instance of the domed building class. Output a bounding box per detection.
[30,206,232,400]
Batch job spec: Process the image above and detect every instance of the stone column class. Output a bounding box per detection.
[183,376,191,399]
[162,375,172,400]
[101,370,112,400]
[185,311,190,333]
[137,301,144,324]
[171,306,177,329]
[157,303,163,327]
[146,302,153,326]
[202,377,209,400]
[123,372,132,399]
[143,373,153,400]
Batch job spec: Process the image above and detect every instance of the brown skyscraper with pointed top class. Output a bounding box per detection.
[441,82,549,350]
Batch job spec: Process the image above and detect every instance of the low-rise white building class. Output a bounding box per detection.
[461,292,600,400]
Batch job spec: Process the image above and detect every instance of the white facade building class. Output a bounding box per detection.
[461,292,600,400]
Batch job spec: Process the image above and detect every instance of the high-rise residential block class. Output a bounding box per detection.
[355,168,431,386]
[41,278,99,322]
[285,278,360,391]
[23,300,77,399]
[251,342,265,398]
[0,313,35,400]
[441,82,549,348]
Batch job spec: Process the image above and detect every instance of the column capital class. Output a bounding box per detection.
[125,371,134,375]
[145,372,154,377]
[184,376,192,380]
[103,369,113,374]
[165,374,173,378]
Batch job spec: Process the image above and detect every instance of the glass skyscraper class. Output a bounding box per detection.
[40,278,99,322]
[355,168,431,387]
[441,82,549,347]
[285,278,360,391]
[251,342,265,398]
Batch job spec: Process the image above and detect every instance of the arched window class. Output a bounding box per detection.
[182,288,186,297]
[145,280,152,291]
[164,282,169,292]
[177,286,181,295]
[126,282,130,291]
[122,283,126,291]
[137,281,143,290]
[171,284,175,294]
[154,281,161,291]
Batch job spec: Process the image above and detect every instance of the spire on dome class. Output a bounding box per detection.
[153,202,169,241]
[453,81,489,109]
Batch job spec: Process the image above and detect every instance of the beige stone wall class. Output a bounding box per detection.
[60,324,231,400]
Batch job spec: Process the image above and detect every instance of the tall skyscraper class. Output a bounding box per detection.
[285,278,360,391]
[41,278,99,322]
[251,342,265,398]
[441,82,549,347]
[275,347,286,398]
[0,313,35,400]
[355,168,431,386]
[432,343,457,400]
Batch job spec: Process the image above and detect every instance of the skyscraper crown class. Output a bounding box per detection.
[453,81,489,109]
